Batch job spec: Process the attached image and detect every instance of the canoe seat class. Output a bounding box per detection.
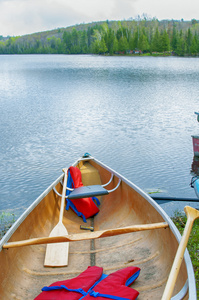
[67,185,109,199]
[53,173,121,200]
[60,167,121,222]
[66,170,121,199]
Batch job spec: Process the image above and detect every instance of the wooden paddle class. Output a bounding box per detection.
[44,168,69,267]
[161,206,199,300]
[3,222,168,248]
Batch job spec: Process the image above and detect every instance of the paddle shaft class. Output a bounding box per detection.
[161,206,199,300]
[3,222,168,248]
[152,196,198,202]
[59,168,68,223]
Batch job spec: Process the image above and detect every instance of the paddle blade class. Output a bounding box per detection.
[44,222,69,267]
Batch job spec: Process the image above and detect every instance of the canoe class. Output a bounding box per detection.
[191,176,199,199]
[194,178,199,198]
[0,154,197,299]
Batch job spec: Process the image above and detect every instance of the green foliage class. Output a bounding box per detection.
[138,31,150,52]
[118,36,129,53]
[151,27,161,52]
[172,212,199,298]
[0,211,16,239]
[161,30,170,52]
[0,19,199,56]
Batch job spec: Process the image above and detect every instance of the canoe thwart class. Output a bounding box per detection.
[3,222,169,249]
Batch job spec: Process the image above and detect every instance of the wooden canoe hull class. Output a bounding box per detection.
[0,155,196,299]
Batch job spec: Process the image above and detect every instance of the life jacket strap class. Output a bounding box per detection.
[42,285,87,296]
[89,290,131,299]
[92,196,100,206]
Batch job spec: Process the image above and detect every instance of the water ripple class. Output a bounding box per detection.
[0,55,199,216]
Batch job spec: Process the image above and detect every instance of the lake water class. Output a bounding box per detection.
[0,54,199,217]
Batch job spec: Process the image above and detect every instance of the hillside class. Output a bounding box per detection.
[0,18,199,56]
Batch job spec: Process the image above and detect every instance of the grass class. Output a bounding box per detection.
[0,212,16,239]
[172,211,199,298]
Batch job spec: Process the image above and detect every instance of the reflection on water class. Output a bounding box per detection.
[190,156,199,200]
[191,156,199,176]
[0,55,199,217]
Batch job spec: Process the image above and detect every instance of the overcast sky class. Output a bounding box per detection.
[0,0,199,37]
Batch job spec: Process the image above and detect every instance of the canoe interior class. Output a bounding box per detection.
[0,159,189,299]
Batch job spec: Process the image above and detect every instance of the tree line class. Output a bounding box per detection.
[0,18,199,56]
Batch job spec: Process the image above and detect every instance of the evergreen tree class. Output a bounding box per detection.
[151,27,161,52]
[116,27,123,41]
[106,28,115,55]
[186,28,193,55]
[176,31,185,56]
[161,30,170,52]
[99,37,108,54]
[63,31,72,53]
[71,28,80,53]
[129,29,139,50]
[118,36,129,53]
[171,25,178,51]
[91,40,100,54]
[113,37,119,53]
[190,33,198,55]
[87,27,93,48]
[138,32,149,52]
[80,30,88,53]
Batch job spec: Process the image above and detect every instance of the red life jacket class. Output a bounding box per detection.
[34,266,140,300]
[66,166,100,222]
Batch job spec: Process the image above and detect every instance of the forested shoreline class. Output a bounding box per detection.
[0,18,199,56]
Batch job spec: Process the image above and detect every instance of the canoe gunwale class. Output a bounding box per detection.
[169,280,188,300]
[0,173,64,251]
